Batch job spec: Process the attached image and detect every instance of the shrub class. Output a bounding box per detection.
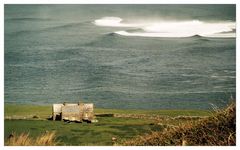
[123,103,236,146]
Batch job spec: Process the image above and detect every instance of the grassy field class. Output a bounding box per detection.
[4,104,212,146]
[5,119,163,145]
[4,104,211,118]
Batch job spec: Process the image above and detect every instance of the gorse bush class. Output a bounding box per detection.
[6,131,58,146]
[123,103,236,146]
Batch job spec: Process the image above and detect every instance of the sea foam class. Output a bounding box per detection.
[94,17,235,38]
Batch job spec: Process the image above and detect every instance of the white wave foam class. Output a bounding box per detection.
[115,30,197,38]
[204,33,236,38]
[94,17,141,27]
[141,21,235,37]
[94,17,236,38]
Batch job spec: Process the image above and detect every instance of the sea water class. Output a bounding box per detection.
[4,5,236,109]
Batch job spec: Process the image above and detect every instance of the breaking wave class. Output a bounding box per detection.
[94,17,143,27]
[94,17,236,38]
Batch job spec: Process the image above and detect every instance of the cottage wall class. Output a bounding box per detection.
[83,104,94,120]
[62,105,81,121]
[52,103,94,122]
[52,104,64,120]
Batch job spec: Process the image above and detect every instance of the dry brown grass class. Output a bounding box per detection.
[6,131,58,146]
[123,103,236,146]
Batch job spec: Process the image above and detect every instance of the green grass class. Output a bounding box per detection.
[96,108,211,116]
[5,104,52,119]
[5,118,163,145]
[4,104,212,146]
[5,104,211,118]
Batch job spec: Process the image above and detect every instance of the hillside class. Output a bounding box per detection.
[123,103,236,146]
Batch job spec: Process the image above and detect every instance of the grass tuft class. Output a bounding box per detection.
[6,131,58,146]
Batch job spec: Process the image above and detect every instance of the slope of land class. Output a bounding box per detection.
[123,103,236,146]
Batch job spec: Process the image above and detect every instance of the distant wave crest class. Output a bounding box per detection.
[94,17,142,27]
[94,17,236,38]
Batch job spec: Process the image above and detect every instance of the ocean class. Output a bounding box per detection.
[4,5,236,109]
